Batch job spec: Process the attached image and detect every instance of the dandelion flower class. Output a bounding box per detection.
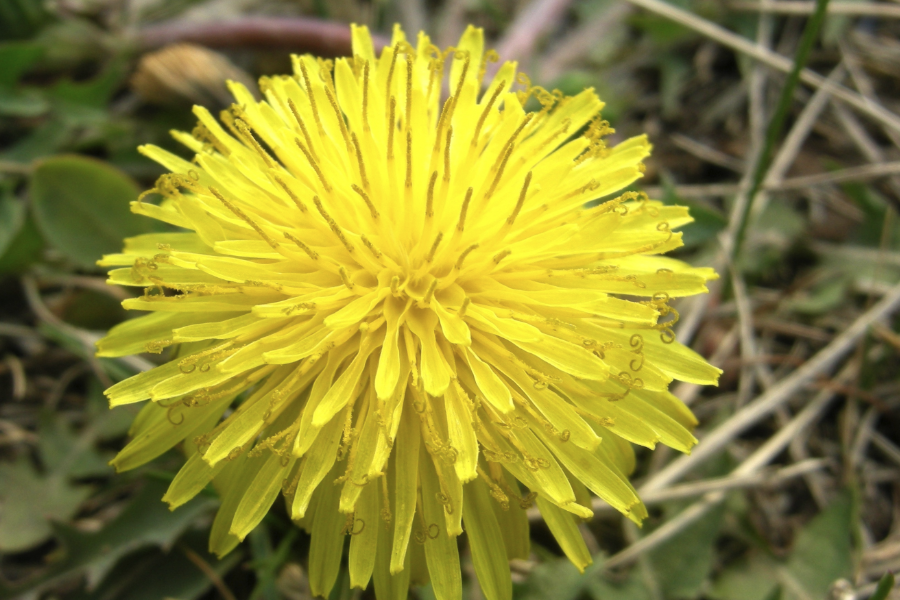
[98,23,721,600]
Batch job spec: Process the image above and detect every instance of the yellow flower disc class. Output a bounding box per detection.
[98,23,721,600]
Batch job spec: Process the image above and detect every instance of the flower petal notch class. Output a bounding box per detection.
[99,23,722,600]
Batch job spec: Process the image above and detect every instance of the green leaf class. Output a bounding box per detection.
[0,87,50,117]
[0,458,92,553]
[709,554,780,600]
[0,212,44,273]
[0,479,218,599]
[519,557,590,600]
[646,501,726,598]
[661,180,727,249]
[0,192,26,258]
[78,530,243,600]
[0,43,44,85]
[786,276,848,315]
[781,492,854,600]
[869,572,896,600]
[38,411,114,480]
[49,58,126,111]
[0,118,76,164]
[29,155,155,269]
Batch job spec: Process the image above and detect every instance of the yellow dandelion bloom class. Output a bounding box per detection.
[98,23,721,600]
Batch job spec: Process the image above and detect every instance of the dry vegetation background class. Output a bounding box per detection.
[1,0,900,598]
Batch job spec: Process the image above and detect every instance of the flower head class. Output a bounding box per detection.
[98,23,720,600]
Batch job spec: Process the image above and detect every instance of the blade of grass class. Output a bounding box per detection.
[731,0,831,257]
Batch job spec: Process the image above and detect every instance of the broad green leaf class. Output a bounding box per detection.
[29,155,155,269]
[646,501,726,598]
[81,530,242,600]
[0,193,26,258]
[0,42,43,86]
[782,492,854,600]
[0,458,91,553]
[0,479,217,598]
[709,554,780,600]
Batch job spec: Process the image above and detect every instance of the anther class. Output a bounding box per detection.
[450,53,470,114]
[283,232,319,260]
[273,174,307,212]
[297,58,325,134]
[421,279,437,305]
[340,267,354,289]
[405,54,413,127]
[387,96,396,160]
[287,98,318,162]
[507,171,532,225]
[351,133,369,188]
[313,196,355,253]
[324,85,353,151]
[390,275,400,296]
[443,126,453,182]
[486,114,535,200]
[426,171,438,218]
[362,60,371,132]
[456,187,473,232]
[455,244,479,270]
[384,44,400,111]
[471,81,505,147]
[493,249,511,264]
[351,184,378,219]
[209,187,278,250]
[425,232,443,262]
[235,119,274,168]
[405,131,413,188]
[360,235,382,259]
[294,138,331,192]
[457,297,471,317]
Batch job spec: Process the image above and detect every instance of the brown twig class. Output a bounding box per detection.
[137,17,389,55]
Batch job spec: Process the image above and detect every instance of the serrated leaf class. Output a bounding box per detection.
[0,458,92,553]
[38,411,113,480]
[80,530,242,600]
[29,155,155,269]
[0,480,217,599]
